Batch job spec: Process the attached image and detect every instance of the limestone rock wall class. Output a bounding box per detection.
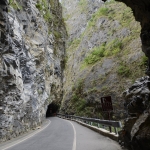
[118,77,150,150]
[0,0,66,142]
[108,0,150,149]
[116,0,150,75]
[61,0,145,118]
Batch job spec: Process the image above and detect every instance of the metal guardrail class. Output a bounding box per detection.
[57,114,122,135]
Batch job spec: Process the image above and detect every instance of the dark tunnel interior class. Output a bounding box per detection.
[46,102,59,117]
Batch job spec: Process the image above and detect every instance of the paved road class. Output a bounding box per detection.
[2,117,122,150]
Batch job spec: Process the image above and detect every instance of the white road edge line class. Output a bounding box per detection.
[68,121,76,150]
[2,119,51,150]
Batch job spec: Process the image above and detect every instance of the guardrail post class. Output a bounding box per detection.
[98,123,100,128]
[109,126,112,133]
[114,127,118,134]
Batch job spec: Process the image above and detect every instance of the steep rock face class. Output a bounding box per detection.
[0,0,66,142]
[116,0,150,75]
[119,77,150,150]
[62,0,102,42]
[107,0,150,150]
[61,0,145,118]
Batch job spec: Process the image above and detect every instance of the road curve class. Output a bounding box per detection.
[1,117,122,150]
[5,117,74,150]
[71,120,122,150]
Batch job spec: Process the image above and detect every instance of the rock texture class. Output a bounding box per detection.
[61,0,145,118]
[98,0,150,149]
[0,0,66,142]
[119,77,150,150]
[115,0,150,76]
[62,1,150,148]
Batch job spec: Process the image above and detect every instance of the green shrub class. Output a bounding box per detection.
[84,44,105,64]
[72,38,81,47]
[9,0,22,10]
[76,79,84,93]
[67,38,81,51]
[88,19,95,28]
[36,3,42,11]
[84,39,122,65]
[117,64,131,77]
[101,86,108,92]
[36,0,53,23]
[88,87,97,93]
[77,98,86,111]
[54,30,62,39]
[72,94,79,102]
[140,55,148,67]
[87,7,109,29]
[69,79,86,113]
[70,79,84,102]
[97,7,109,16]
[83,107,95,117]
[104,38,122,56]
[107,38,122,49]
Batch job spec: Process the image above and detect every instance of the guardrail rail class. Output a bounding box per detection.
[57,114,122,135]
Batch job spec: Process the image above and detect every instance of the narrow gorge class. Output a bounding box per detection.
[0,0,150,150]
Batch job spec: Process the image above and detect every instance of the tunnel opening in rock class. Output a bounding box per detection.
[46,102,59,117]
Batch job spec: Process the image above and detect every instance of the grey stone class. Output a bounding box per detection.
[0,0,67,142]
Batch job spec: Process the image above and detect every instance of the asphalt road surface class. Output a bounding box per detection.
[2,117,122,150]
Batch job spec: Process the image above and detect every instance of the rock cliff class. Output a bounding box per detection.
[1,0,150,149]
[0,0,67,142]
[62,0,150,149]
[119,76,150,150]
[110,0,150,150]
[116,0,150,75]
[61,0,146,119]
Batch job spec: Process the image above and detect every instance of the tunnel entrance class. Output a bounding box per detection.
[46,102,59,117]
